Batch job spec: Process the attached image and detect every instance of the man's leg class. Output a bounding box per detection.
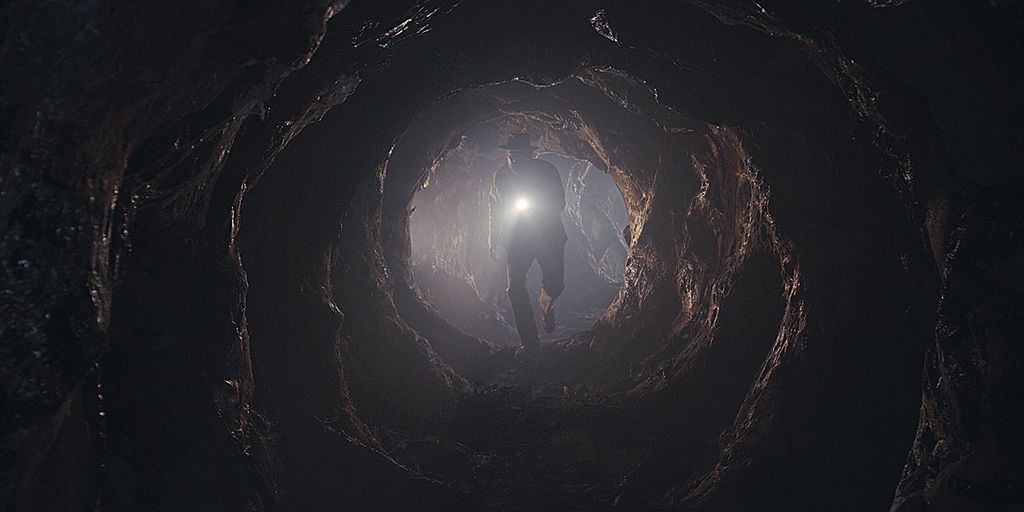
[506,248,540,347]
[537,240,565,333]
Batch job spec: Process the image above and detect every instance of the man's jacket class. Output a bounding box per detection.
[489,158,568,250]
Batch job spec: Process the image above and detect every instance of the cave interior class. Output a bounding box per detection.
[2,1,1023,511]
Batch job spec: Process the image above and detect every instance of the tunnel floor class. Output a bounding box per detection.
[376,349,644,511]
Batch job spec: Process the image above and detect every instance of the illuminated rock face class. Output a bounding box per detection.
[2,1,1022,511]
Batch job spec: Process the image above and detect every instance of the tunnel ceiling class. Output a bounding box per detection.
[3,1,1023,511]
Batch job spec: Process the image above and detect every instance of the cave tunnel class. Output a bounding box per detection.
[3,1,1023,511]
[407,129,629,347]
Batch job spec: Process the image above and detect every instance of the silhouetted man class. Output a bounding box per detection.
[489,133,567,351]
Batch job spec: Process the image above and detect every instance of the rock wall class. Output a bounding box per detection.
[2,0,1022,511]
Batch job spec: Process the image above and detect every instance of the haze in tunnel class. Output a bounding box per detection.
[409,139,628,346]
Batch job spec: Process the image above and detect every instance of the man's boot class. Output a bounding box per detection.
[538,291,557,333]
[516,336,540,358]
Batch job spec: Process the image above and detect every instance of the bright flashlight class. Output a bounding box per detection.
[514,197,531,212]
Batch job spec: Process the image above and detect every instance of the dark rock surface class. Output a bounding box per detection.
[2,1,1022,511]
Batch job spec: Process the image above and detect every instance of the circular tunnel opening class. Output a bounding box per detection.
[327,70,801,508]
[409,139,628,346]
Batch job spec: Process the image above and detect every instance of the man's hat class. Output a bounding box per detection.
[497,133,538,151]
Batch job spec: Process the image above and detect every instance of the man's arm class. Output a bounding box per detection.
[546,161,566,212]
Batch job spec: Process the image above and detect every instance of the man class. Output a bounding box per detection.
[488,133,567,351]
